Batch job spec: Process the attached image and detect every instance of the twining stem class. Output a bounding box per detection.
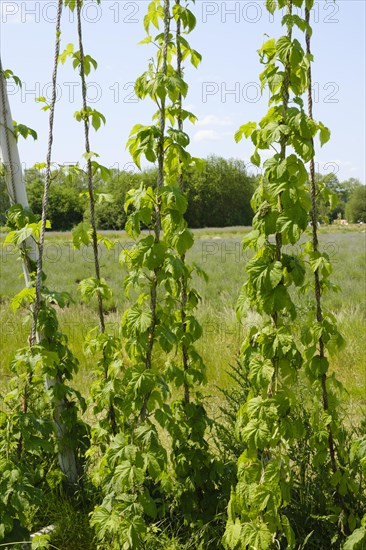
[305,6,337,475]
[16,375,30,461]
[269,0,292,397]
[76,0,105,334]
[276,0,292,257]
[31,0,63,345]
[76,0,118,435]
[176,0,189,404]
[141,0,171,421]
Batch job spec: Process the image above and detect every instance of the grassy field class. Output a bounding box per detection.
[1,225,365,418]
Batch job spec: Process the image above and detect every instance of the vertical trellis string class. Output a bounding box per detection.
[269,0,293,397]
[76,0,105,334]
[305,4,338,476]
[175,0,190,404]
[31,0,63,345]
[141,0,171,421]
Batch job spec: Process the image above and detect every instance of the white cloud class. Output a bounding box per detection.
[193,116,233,142]
[193,130,220,142]
[196,115,233,127]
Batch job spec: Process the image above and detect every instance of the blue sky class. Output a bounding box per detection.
[1,0,365,182]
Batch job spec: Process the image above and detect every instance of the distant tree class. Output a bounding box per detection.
[91,158,256,230]
[90,168,157,230]
[184,156,256,227]
[330,201,346,221]
[87,170,128,230]
[331,178,363,221]
[6,162,360,231]
[316,174,363,222]
[338,178,362,202]
[47,185,84,230]
[319,172,340,193]
[315,173,339,223]
[345,185,366,223]
[26,171,83,230]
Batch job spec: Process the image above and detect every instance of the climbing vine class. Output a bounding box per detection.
[224,1,365,548]
[56,0,127,458]
[89,1,225,547]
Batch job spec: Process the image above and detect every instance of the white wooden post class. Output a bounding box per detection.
[0,59,37,287]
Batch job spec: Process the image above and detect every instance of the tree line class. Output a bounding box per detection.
[0,157,364,230]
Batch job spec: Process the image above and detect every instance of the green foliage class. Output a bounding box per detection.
[1,67,22,87]
[26,173,83,230]
[0,204,88,542]
[74,106,106,131]
[91,168,157,230]
[344,520,366,550]
[314,174,364,223]
[0,459,40,542]
[345,185,366,223]
[184,156,256,228]
[12,121,37,142]
[84,330,125,449]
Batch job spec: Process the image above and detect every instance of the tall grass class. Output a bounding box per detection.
[1,227,365,413]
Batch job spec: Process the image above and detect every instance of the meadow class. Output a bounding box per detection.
[1,225,365,417]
